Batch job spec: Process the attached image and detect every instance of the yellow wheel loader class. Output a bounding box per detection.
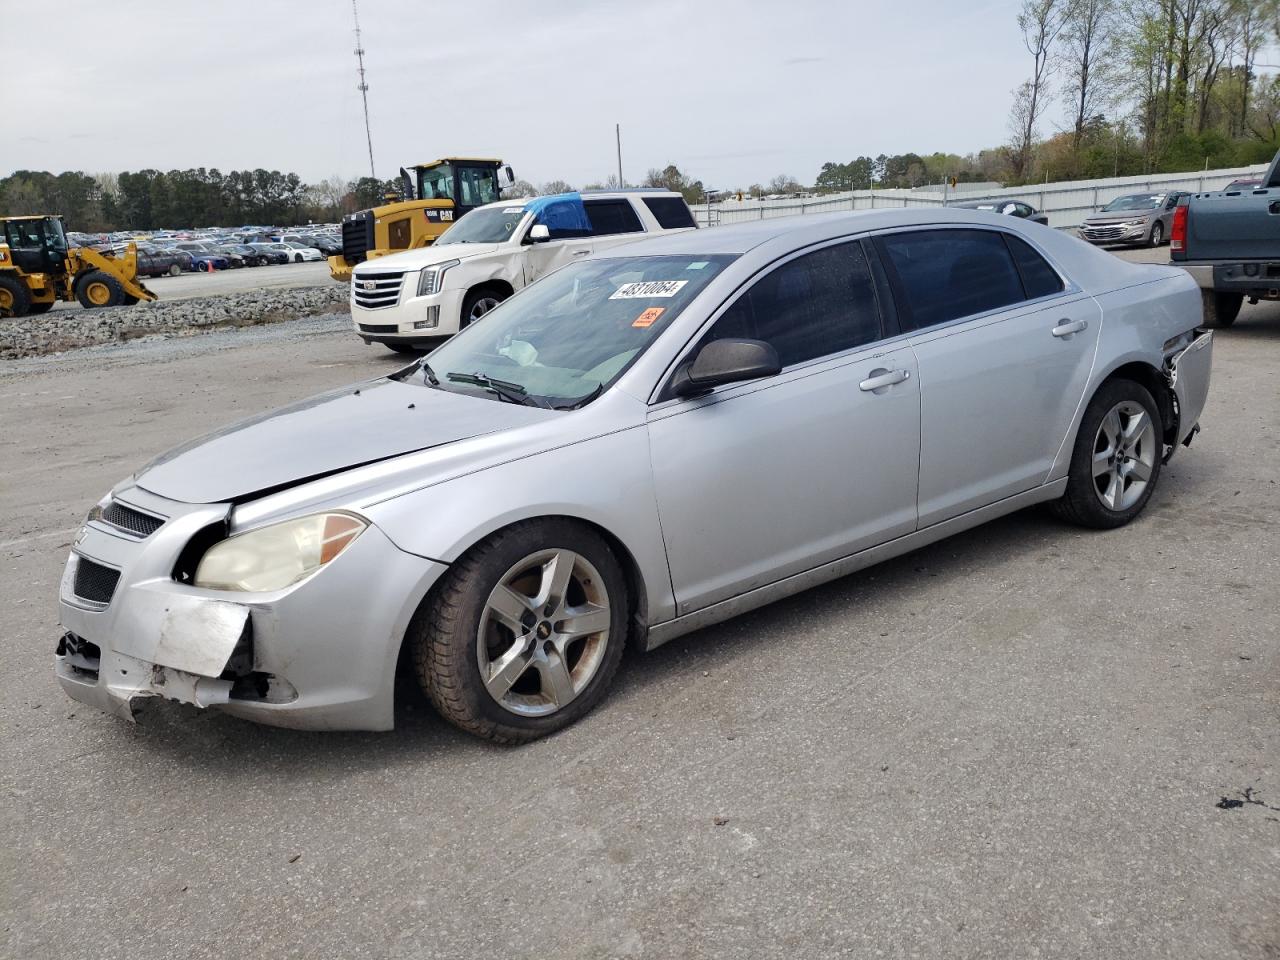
[0,215,156,318]
[328,158,515,282]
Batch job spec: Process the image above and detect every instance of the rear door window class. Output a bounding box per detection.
[583,199,645,236]
[1004,235,1065,300]
[876,229,1027,330]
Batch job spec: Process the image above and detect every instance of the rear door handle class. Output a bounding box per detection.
[859,368,910,392]
[1052,319,1088,338]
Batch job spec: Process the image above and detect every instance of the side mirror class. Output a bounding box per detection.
[672,338,781,398]
[500,165,516,188]
[528,224,551,243]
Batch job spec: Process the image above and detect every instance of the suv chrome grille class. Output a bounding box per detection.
[101,501,165,538]
[73,558,121,605]
[353,271,406,310]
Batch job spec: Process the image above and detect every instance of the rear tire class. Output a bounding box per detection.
[1202,291,1242,328]
[1051,379,1163,529]
[0,274,32,318]
[75,271,126,308]
[168,263,183,277]
[411,519,629,743]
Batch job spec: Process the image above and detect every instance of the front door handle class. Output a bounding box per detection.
[859,368,910,392]
[572,249,591,257]
[1052,318,1088,338]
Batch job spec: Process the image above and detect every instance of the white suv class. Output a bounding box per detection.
[349,190,696,352]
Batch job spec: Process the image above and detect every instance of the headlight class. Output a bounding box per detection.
[417,259,459,297]
[193,512,367,592]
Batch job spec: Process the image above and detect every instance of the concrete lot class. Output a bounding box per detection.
[49,260,334,310]
[2,257,1277,959]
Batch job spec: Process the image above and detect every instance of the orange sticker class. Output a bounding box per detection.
[633,307,665,328]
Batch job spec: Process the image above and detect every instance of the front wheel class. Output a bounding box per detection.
[411,519,629,743]
[1147,221,1164,247]
[460,287,507,330]
[293,254,303,263]
[1051,379,1163,529]
[75,270,126,308]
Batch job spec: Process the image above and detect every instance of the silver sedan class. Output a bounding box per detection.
[56,209,1214,742]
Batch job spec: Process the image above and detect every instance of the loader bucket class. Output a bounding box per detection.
[73,244,157,303]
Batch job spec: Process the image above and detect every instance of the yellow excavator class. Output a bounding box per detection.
[328,157,514,282]
[0,215,155,317]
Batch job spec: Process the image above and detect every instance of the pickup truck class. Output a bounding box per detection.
[349,189,697,352]
[1170,152,1280,327]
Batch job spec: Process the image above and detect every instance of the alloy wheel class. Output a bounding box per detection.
[476,548,612,717]
[1092,400,1157,511]
[468,296,501,325]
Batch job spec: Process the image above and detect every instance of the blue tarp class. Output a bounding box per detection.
[525,192,592,235]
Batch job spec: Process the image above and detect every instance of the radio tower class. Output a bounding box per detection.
[352,0,376,179]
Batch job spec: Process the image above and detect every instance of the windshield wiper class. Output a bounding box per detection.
[554,382,604,410]
[447,372,549,408]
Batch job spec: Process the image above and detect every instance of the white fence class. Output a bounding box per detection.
[693,163,1270,231]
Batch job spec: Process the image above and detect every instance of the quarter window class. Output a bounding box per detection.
[878,229,1026,330]
[701,241,882,367]
[643,196,696,229]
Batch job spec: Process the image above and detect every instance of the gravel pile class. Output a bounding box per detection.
[0,285,350,359]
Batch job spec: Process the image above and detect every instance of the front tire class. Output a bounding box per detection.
[460,287,507,330]
[75,270,125,308]
[411,519,629,743]
[1148,221,1164,247]
[1051,379,1163,529]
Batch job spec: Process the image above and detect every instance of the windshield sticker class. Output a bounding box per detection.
[632,307,665,328]
[610,280,689,299]
[686,261,709,270]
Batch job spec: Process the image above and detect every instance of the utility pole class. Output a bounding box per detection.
[616,124,624,188]
[352,0,376,180]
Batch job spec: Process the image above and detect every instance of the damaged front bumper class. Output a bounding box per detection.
[56,485,447,731]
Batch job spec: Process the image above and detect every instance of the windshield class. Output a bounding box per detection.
[437,205,529,245]
[421,254,734,406]
[1102,194,1161,212]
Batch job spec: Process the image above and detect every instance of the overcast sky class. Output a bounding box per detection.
[7,0,1097,189]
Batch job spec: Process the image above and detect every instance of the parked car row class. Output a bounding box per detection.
[69,224,342,273]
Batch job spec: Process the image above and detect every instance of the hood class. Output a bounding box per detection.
[134,377,554,504]
[357,243,501,274]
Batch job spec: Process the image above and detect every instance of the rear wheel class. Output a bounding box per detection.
[1148,221,1164,247]
[0,274,32,317]
[412,519,629,743]
[1051,379,1163,529]
[75,271,125,308]
[168,263,183,277]
[1202,291,1242,328]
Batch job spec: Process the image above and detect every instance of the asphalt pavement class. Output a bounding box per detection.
[49,260,334,309]
[2,251,1277,959]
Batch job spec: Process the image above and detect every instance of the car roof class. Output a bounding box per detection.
[595,207,1040,257]
[472,190,685,214]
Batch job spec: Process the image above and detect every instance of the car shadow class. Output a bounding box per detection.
[119,504,1073,777]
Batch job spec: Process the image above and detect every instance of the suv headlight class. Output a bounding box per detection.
[193,512,367,592]
[418,259,459,297]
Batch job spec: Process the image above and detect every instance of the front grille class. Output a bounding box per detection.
[341,214,373,264]
[101,500,164,538]
[73,557,121,605]
[352,271,406,310]
[358,322,398,334]
[1082,225,1127,240]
